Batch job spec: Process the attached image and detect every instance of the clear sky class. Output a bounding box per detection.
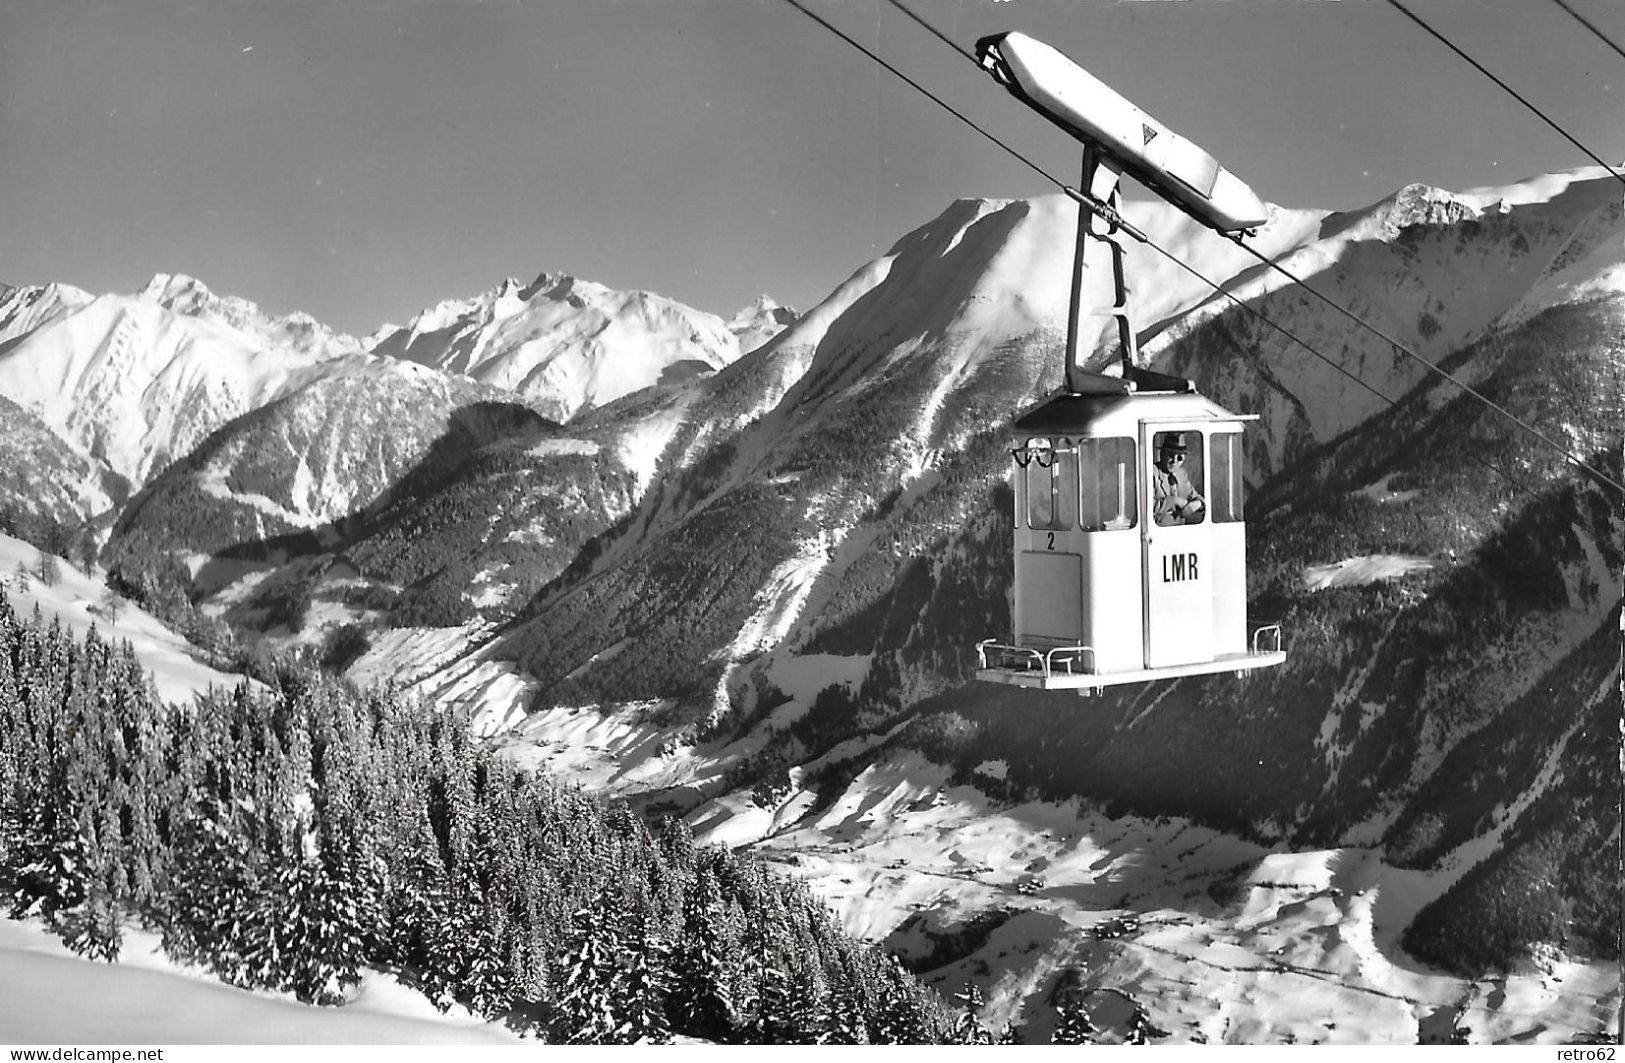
[2,0,1621,336]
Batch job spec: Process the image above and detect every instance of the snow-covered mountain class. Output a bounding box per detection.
[112,362,537,557]
[464,166,1619,1041]
[0,269,788,573]
[500,166,1620,694]
[727,294,801,357]
[1151,170,1624,474]
[0,391,119,529]
[0,274,368,495]
[365,272,779,423]
[0,280,95,344]
[2,166,1619,1043]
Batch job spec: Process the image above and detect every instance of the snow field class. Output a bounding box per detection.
[1302,555,1437,591]
[343,624,533,735]
[687,753,1621,1045]
[0,919,517,1044]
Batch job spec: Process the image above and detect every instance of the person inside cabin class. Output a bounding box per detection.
[1152,433,1205,526]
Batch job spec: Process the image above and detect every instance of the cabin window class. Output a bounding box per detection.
[1077,437,1137,531]
[1151,430,1205,526]
[1023,437,1077,531]
[1209,432,1245,523]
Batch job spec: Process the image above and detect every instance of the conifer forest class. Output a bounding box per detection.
[0,588,990,1044]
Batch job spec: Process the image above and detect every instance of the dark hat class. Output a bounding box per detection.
[1159,433,1189,453]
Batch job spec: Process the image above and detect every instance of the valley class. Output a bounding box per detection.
[0,165,1620,1044]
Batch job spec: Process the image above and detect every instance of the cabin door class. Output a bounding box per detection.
[1141,423,1214,668]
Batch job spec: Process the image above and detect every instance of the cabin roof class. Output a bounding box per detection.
[1011,390,1243,436]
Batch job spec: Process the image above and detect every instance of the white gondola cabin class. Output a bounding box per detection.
[975,386,1284,692]
[971,30,1285,692]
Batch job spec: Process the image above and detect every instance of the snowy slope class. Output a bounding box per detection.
[688,755,1621,1045]
[375,641,1621,1046]
[0,393,116,526]
[1150,167,1625,474]
[573,168,1619,556]
[0,532,244,705]
[0,919,518,1045]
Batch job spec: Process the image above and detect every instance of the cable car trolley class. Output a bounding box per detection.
[972,31,1285,693]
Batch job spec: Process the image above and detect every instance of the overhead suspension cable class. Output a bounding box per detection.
[779,0,1399,414]
[868,0,1623,495]
[1372,2,1625,488]
[781,0,1617,496]
[788,2,1562,504]
[884,0,976,64]
[1384,0,1625,189]
[1548,0,1625,65]
[779,0,1052,189]
[1220,232,1622,493]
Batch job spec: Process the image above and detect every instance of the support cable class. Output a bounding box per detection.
[779,0,1052,189]
[1222,232,1622,494]
[782,0,1393,409]
[1384,0,1625,188]
[884,0,977,64]
[781,0,1620,495]
[1548,0,1625,66]
[885,0,1623,495]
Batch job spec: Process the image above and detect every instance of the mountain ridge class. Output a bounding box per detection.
[0,165,1618,1041]
[364,270,793,423]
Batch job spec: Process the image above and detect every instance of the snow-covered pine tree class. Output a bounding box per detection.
[613,916,672,1044]
[426,884,487,1013]
[0,744,16,891]
[657,815,697,878]
[386,844,461,1010]
[952,981,993,1044]
[105,641,171,909]
[1,811,87,921]
[159,804,268,987]
[1124,1001,1168,1045]
[461,899,518,1018]
[0,610,21,905]
[872,955,931,1044]
[555,898,628,1043]
[33,549,59,586]
[56,779,125,962]
[97,587,123,625]
[748,961,805,1044]
[1051,990,1099,1045]
[59,880,122,961]
[666,863,737,1040]
[787,962,831,1044]
[261,849,369,1004]
[430,709,479,882]
[3,630,87,925]
[815,985,869,1045]
[55,646,131,962]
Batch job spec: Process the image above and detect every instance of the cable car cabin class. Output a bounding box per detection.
[976,389,1285,694]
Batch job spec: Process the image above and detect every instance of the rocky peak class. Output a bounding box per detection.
[1382,183,1479,237]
